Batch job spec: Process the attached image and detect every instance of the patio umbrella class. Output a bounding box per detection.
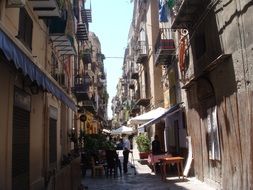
[102,129,111,134]
[111,126,133,135]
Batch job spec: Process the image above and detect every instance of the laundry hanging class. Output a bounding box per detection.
[159,0,168,22]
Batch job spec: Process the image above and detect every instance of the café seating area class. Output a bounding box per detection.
[147,153,184,180]
[81,149,122,178]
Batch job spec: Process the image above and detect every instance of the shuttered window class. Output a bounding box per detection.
[12,106,30,190]
[49,118,57,164]
[18,8,33,50]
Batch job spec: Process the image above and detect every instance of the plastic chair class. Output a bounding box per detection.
[91,156,104,177]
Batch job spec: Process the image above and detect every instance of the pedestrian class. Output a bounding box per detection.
[122,134,131,174]
[152,135,162,155]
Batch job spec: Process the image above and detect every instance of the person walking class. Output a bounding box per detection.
[122,134,131,174]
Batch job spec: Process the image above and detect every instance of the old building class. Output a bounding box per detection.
[170,0,253,189]
[0,0,108,189]
[77,31,108,134]
[114,0,187,156]
[0,0,78,189]
[113,0,253,189]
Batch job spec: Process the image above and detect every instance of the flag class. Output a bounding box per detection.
[159,0,168,22]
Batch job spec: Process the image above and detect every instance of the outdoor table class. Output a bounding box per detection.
[159,156,184,181]
[148,153,171,173]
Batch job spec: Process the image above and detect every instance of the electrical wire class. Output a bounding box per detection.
[105,57,124,59]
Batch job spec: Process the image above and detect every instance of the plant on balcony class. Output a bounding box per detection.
[81,48,92,55]
[80,48,92,63]
[136,133,151,159]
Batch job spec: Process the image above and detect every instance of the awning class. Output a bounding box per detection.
[102,129,111,134]
[111,126,133,135]
[138,103,182,131]
[0,29,76,111]
[128,107,167,125]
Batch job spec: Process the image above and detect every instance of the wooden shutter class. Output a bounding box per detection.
[12,106,30,190]
[49,118,57,164]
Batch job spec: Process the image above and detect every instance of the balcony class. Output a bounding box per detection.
[136,41,148,64]
[135,98,150,107]
[72,75,90,102]
[50,35,76,58]
[154,28,175,66]
[130,105,140,117]
[81,8,92,23]
[29,0,62,18]
[49,13,76,57]
[80,48,92,64]
[96,53,105,63]
[87,63,96,78]
[131,66,139,80]
[49,10,67,34]
[76,23,88,41]
[171,0,205,29]
[129,80,135,89]
[81,99,96,114]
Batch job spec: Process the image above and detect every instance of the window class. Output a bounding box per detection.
[207,106,221,160]
[18,8,33,50]
[51,53,58,76]
[49,118,57,164]
[49,106,58,165]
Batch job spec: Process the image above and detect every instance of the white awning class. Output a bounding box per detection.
[102,129,111,134]
[138,103,182,131]
[111,126,133,135]
[128,107,167,125]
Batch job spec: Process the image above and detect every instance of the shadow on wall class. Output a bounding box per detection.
[186,56,237,118]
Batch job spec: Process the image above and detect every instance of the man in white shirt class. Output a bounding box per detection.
[122,134,131,174]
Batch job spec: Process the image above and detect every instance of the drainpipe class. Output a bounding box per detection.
[43,20,49,185]
[42,91,48,184]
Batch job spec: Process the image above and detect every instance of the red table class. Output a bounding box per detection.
[159,156,184,181]
[147,154,171,173]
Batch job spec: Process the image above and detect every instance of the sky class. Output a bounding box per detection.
[89,0,133,119]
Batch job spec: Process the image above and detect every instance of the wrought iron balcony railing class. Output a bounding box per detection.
[131,66,139,80]
[81,8,92,23]
[76,23,88,41]
[72,75,90,102]
[136,41,148,64]
[171,0,206,29]
[80,49,92,64]
[154,28,175,66]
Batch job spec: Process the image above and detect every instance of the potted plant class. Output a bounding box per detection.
[136,134,150,159]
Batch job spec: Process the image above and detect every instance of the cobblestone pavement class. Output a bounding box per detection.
[81,150,216,190]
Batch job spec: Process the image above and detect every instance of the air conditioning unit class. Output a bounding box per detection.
[7,0,25,7]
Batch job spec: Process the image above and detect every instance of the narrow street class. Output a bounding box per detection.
[1,0,253,189]
[81,149,215,190]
